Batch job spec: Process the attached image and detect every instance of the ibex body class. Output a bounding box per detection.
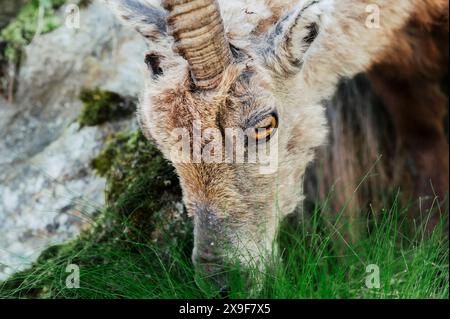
[108,0,448,288]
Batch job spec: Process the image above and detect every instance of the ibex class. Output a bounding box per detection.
[108,0,449,288]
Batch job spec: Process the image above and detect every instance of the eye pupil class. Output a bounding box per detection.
[252,114,277,141]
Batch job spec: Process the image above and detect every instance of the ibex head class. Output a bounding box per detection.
[107,0,335,288]
[108,0,413,289]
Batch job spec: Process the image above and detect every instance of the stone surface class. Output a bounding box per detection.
[0,0,145,281]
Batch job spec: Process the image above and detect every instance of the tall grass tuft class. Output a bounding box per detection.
[1,193,447,299]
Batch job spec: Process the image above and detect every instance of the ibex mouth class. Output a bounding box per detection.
[193,247,229,294]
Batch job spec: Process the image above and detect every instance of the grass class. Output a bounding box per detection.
[0,194,448,299]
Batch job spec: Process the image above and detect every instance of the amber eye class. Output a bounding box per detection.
[249,114,278,142]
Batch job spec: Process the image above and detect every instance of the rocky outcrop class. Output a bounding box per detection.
[0,0,146,281]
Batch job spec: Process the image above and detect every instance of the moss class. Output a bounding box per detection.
[91,130,191,245]
[78,89,136,127]
[91,130,176,203]
[78,0,93,8]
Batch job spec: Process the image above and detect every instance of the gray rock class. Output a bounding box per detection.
[0,0,145,281]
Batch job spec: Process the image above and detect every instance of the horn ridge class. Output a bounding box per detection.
[163,0,232,90]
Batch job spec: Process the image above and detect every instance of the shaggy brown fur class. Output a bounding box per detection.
[304,0,449,237]
[370,0,449,230]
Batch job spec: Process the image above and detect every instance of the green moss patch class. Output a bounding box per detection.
[78,89,136,127]
[90,130,191,245]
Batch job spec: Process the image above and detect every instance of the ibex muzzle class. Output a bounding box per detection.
[191,205,227,288]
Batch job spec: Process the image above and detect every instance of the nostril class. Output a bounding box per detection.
[199,250,216,261]
[193,247,221,263]
[193,250,224,277]
[194,254,222,268]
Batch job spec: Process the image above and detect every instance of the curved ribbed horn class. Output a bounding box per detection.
[163,0,232,90]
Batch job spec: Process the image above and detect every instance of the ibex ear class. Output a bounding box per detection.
[263,0,334,75]
[106,0,168,41]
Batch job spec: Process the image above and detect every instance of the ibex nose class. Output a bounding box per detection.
[192,247,223,272]
[192,204,229,293]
